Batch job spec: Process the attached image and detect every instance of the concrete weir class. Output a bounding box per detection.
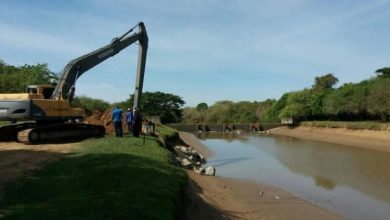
[167,123,285,133]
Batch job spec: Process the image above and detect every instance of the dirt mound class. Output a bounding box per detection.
[83,109,130,135]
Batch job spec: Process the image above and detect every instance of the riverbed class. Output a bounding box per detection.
[196,132,390,220]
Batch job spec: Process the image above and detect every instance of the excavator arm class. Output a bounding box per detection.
[52,22,148,109]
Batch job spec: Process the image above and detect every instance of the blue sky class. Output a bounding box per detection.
[1,0,389,106]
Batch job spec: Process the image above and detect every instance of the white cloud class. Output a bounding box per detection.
[0,23,90,55]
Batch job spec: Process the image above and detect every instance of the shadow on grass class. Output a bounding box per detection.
[0,152,185,220]
[0,150,64,198]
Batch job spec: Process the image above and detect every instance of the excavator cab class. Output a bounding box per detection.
[26,85,55,99]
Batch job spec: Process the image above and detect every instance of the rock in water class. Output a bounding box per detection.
[204,166,216,176]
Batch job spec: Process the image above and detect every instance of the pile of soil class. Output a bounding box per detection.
[83,109,131,135]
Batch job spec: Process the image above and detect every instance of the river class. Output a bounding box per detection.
[196,132,390,220]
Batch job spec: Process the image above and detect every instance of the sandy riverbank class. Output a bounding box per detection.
[179,132,344,220]
[269,126,390,152]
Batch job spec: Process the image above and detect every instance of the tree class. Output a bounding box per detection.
[263,93,290,122]
[278,89,318,120]
[366,77,390,121]
[182,107,205,123]
[255,99,276,121]
[322,82,369,120]
[312,73,338,91]
[375,67,390,78]
[196,102,208,111]
[127,91,185,123]
[0,61,57,93]
[203,101,229,123]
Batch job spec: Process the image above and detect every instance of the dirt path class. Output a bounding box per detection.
[179,132,343,220]
[0,142,76,201]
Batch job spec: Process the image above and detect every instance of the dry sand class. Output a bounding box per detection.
[269,126,390,152]
[179,132,344,220]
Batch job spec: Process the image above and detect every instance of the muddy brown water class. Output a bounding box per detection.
[197,132,390,220]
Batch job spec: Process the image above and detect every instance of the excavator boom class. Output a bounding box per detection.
[53,22,148,106]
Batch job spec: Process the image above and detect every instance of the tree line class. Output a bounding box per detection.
[1,60,389,123]
[183,68,390,123]
[182,100,275,123]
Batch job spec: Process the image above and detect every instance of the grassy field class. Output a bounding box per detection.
[0,121,8,126]
[1,132,187,219]
[301,121,390,131]
[155,124,178,139]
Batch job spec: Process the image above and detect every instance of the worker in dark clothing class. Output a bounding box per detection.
[132,107,142,137]
[126,108,133,133]
[112,106,123,137]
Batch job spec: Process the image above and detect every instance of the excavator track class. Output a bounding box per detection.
[16,123,106,144]
[0,122,38,141]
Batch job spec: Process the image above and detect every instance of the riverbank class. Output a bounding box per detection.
[179,132,344,220]
[269,126,390,152]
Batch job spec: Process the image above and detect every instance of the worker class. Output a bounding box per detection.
[126,107,133,133]
[132,107,142,137]
[112,106,123,137]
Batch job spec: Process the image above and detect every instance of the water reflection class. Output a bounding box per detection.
[210,157,253,167]
[196,132,249,142]
[199,132,390,220]
[315,176,336,190]
[268,136,390,202]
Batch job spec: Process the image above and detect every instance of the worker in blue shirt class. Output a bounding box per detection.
[126,108,133,133]
[112,106,123,137]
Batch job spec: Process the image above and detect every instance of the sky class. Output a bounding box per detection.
[1,0,389,106]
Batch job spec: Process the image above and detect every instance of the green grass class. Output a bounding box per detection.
[1,135,187,220]
[155,124,178,139]
[300,121,390,131]
[0,121,9,126]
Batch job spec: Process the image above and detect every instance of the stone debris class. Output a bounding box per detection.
[194,166,204,174]
[174,145,215,177]
[181,158,193,169]
[259,190,264,197]
[175,145,199,156]
[174,156,182,166]
[193,166,216,176]
[204,166,216,176]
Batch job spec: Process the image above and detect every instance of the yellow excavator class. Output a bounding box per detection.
[0,22,148,144]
